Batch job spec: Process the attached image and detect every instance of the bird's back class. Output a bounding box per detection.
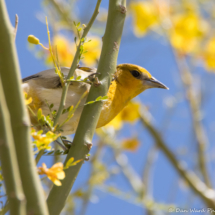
[22,67,95,135]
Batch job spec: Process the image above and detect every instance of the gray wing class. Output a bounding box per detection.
[22,67,97,89]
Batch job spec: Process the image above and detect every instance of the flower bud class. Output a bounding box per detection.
[27,35,40,45]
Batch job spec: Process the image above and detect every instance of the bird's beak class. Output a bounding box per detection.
[145,77,169,90]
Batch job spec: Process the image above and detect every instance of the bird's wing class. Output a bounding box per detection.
[22,67,97,89]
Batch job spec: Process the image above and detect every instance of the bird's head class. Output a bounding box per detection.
[115,64,168,98]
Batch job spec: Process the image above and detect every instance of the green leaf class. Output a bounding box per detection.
[77,22,80,27]
[76,76,82,81]
[65,157,74,169]
[50,103,54,109]
[102,95,108,100]
[68,105,74,112]
[37,108,42,120]
[96,96,102,101]
[85,101,95,105]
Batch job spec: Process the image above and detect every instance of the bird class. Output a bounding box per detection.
[22,63,168,136]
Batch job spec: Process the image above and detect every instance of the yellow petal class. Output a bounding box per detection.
[52,178,62,186]
[121,138,140,152]
[56,171,65,180]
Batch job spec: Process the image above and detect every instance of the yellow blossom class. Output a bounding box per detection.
[24,92,32,105]
[170,12,208,54]
[121,138,140,152]
[129,1,159,37]
[38,163,65,186]
[203,37,215,71]
[46,35,74,67]
[45,35,101,67]
[31,129,61,150]
[82,36,101,66]
[120,102,140,122]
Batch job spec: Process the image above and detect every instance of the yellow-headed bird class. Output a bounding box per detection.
[22,64,168,135]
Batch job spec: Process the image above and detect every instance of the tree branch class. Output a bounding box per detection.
[174,51,212,188]
[0,77,25,215]
[53,0,102,127]
[0,1,49,214]
[47,0,126,214]
[139,106,215,208]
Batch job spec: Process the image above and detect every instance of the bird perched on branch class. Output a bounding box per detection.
[22,64,168,135]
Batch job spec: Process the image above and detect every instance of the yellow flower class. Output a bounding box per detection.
[82,36,101,66]
[203,37,215,71]
[170,12,208,54]
[121,138,140,152]
[38,162,65,186]
[120,102,140,122]
[45,35,74,67]
[45,35,101,67]
[129,1,159,37]
[31,129,61,150]
[24,92,32,105]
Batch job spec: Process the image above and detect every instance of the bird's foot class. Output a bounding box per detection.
[87,73,101,87]
[62,139,73,149]
[55,138,73,151]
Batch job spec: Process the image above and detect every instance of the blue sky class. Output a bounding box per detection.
[6,0,215,214]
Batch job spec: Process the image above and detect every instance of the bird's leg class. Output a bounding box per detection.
[55,137,73,151]
[87,73,101,87]
[62,139,73,149]
[93,77,101,87]
[55,139,68,151]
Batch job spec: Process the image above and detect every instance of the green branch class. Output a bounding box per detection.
[47,0,126,214]
[53,0,102,128]
[0,78,25,215]
[0,0,49,214]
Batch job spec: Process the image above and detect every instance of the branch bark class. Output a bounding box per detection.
[47,0,126,214]
[0,78,26,215]
[0,1,49,214]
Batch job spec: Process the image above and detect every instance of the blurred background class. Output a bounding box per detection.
[6,0,215,214]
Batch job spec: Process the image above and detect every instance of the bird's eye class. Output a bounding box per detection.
[131,70,140,78]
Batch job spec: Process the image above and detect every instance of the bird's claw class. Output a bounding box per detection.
[62,139,73,149]
[93,77,101,87]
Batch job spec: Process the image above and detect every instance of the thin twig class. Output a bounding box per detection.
[173,51,212,188]
[14,14,18,41]
[53,0,102,127]
[139,106,215,209]
[48,0,77,33]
